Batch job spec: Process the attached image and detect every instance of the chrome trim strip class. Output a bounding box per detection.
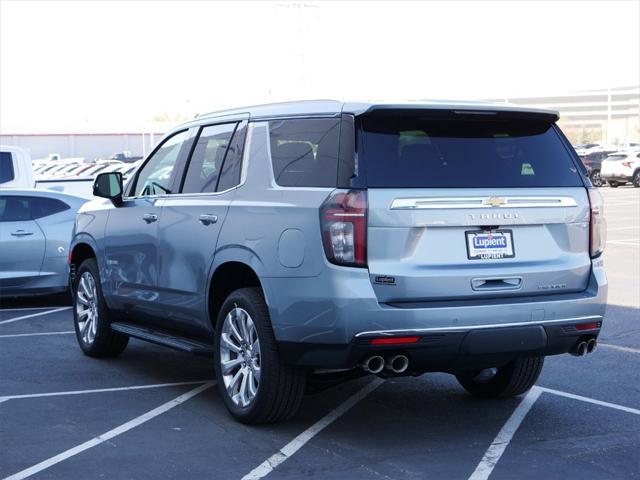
[354,315,602,337]
[390,196,578,210]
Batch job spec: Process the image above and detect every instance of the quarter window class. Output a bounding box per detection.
[182,123,237,194]
[217,122,247,192]
[32,197,70,219]
[134,130,188,197]
[268,118,340,187]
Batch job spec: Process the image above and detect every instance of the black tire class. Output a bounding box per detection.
[608,181,619,188]
[73,258,128,357]
[213,287,306,424]
[589,170,603,187]
[455,357,544,398]
[633,170,640,188]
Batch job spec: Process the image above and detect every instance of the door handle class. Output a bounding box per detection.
[199,214,218,226]
[142,213,158,224]
[11,230,33,237]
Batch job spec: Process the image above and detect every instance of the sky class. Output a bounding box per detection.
[1,0,639,132]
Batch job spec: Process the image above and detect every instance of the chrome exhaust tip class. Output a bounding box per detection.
[576,341,587,356]
[586,338,597,354]
[570,341,588,357]
[363,355,385,374]
[387,354,409,374]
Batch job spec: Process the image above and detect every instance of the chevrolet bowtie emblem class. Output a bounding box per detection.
[484,197,506,207]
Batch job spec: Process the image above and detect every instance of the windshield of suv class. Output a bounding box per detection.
[359,114,583,188]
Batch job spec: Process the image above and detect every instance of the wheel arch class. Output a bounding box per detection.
[207,257,272,329]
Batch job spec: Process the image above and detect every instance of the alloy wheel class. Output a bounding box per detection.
[76,272,98,344]
[220,307,261,407]
[591,171,602,187]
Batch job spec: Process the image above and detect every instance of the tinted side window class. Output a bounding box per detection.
[269,118,340,187]
[0,152,15,183]
[217,122,247,192]
[0,196,31,222]
[182,123,236,194]
[134,130,188,197]
[32,197,70,219]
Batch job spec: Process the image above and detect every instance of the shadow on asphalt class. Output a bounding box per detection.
[0,292,72,309]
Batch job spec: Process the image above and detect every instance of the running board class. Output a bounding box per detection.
[110,322,214,356]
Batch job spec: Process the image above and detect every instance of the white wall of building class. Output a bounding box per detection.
[0,132,163,160]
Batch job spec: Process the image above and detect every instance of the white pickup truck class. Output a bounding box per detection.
[0,145,35,188]
[0,145,93,198]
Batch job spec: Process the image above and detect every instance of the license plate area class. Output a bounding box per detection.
[465,229,515,260]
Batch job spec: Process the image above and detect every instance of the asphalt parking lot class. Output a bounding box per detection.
[1,186,639,480]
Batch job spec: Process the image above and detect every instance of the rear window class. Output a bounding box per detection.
[359,115,583,188]
[268,118,340,187]
[1,152,15,183]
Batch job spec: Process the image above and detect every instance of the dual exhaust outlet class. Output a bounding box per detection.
[362,354,409,375]
[571,338,597,357]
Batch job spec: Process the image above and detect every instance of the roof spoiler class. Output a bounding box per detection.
[355,105,560,123]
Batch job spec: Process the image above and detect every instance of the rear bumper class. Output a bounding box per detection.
[602,173,631,182]
[278,316,602,372]
[266,260,607,370]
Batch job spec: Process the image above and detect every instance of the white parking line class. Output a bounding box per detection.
[0,307,65,312]
[0,307,71,325]
[0,380,211,402]
[0,331,74,339]
[468,387,542,480]
[241,378,384,480]
[468,385,640,480]
[607,226,640,231]
[606,240,640,246]
[540,387,640,415]
[3,382,215,480]
[599,343,640,354]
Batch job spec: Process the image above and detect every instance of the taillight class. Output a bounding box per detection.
[320,189,367,267]
[588,188,606,258]
[621,161,632,168]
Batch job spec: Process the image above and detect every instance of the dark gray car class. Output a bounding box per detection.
[69,100,608,424]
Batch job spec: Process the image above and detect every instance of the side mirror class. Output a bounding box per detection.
[93,172,123,207]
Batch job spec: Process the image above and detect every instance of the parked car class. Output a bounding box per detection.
[69,100,607,424]
[579,149,618,186]
[33,153,62,163]
[601,151,640,187]
[35,158,87,179]
[0,189,87,296]
[1,145,35,188]
[69,161,123,179]
[99,151,143,163]
[574,143,600,156]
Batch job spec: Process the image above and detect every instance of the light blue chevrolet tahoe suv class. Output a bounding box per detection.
[69,100,607,424]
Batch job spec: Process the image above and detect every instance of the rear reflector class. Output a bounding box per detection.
[370,336,420,345]
[575,322,601,331]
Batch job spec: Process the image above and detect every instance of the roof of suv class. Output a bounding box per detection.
[192,99,560,124]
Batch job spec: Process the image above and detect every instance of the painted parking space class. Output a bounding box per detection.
[489,393,640,480]
[1,188,638,480]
